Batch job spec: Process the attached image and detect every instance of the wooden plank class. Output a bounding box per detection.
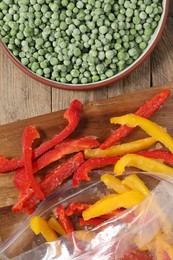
[0,81,173,205]
[152,17,173,86]
[0,82,173,243]
[0,48,52,125]
[108,58,151,98]
[51,87,108,112]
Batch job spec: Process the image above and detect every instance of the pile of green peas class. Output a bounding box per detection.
[0,0,163,84]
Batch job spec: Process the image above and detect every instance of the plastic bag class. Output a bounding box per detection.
[1,171,173,260]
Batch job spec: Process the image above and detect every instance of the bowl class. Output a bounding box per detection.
[0,0,169,90]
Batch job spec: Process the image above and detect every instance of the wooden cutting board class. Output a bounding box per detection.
[0,81,173,243]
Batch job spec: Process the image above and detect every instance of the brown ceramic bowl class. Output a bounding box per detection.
[0,0,169,91]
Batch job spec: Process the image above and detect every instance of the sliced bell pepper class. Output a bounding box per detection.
[122,174,150,197]
[33,99,83,159]
[0,156,23,173]
[85,137,156,159]
[22,126,45,200]
[101,173,131,194]
[30,216,58,242]
[121,248,154,260]
[79,217,104,227]
[138,150,173,165]
[72,156,120,187]
[65,202,90,216]
[12,152,84,213]
[0,99,82,173]
[155,233,173,260]
[48,216,66,236]
[75,230,94,242]
[14,136,100,192]
[100,89,170,149]
[82,189,146,220]
[113,154,173,176]
[100,208,125,220]
[55,205,75,234]
[110,114,173,154]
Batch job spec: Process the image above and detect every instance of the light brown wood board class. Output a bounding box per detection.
[0,81,173,243]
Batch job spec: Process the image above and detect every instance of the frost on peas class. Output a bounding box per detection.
[0,0,163,84]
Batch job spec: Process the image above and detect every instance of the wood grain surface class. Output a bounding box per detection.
[0,6,173,247]
[0,82,173,245]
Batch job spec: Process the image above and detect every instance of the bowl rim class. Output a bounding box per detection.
[0,0,170,91]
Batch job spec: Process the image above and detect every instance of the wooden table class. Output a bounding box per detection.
[0,5,173,246]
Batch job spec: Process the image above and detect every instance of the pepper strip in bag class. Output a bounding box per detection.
[0,99,82,173]
[82,190,145,220]
[79,217,104,227]
[48,216,66,236]
[22,126,45,200]
[65,202,90,216]
[30,216,58,242]
[55,205,75,234]
[12,152,84,214]
[100,89,170,149]
[14,137,100,192]
[101,173,131,194]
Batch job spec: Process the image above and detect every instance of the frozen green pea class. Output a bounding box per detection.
[99,26,108,34]
[139,42,147,50]
[128,48,138,57]
[71,69,79,78]
[105,69,114,78]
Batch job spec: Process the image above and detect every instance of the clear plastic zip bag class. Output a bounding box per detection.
[1,171,173,260]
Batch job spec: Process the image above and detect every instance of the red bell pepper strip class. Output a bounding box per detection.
[72,156,120,187]
[100,208,125,220]
[14,137,100,192]
[137,150,173,165]
[121,249,154,260]
[65,202,90,216]
[0,156,23,173]
[12,152,84,213]
[100,89,170,149]
[55,205,83,252]
[55,205,75,234]
[22,126,45,200]
[0,99,82,173]
[33,99,83,159]
[79,217,104,227]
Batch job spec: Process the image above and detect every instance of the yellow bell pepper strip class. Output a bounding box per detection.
[113,154,173,176]
[30,216,58,242]
[110,114,173,154]
[75,230,95,242]
[48,216,66,236]
[101,173,131,194]
[100,89,171,149]
[82,189,145,220]
[122,174,150,197]
[84,137,156,159]
[155,233,173,260]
